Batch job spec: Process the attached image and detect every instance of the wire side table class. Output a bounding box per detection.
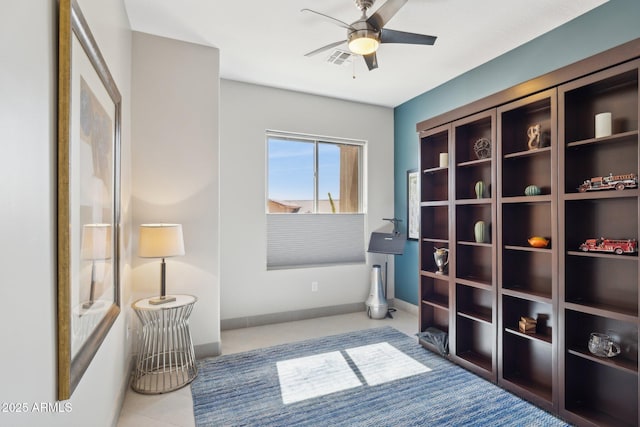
[131,294,198,394]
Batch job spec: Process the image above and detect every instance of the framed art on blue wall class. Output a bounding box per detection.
[57,0,122,400]
[407,169,420,240]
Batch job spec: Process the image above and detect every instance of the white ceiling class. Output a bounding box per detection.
[124,0,608,108]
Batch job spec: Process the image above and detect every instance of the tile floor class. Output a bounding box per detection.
[116,308,418,427]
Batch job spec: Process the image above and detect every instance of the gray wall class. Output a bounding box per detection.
[131,32,221,354]
[0,0,133,425]
[219,80,395,325]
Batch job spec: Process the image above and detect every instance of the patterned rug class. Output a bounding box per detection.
[191,326,568,426]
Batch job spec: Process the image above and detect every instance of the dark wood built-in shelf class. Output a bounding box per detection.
[418,39,640,427]
[567,250,639,260]
[565,130,638,148]
[423,165,448,174]
[457,158,491,168]
[458,308,492,325]
[422,295,449,310]
[503,146,552,159]
[567,348,638,375]
[504,327,552,345]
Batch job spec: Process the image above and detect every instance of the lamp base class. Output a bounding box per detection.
[148,295,176,305]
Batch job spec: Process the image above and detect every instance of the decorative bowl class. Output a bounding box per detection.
[528,236,549,248]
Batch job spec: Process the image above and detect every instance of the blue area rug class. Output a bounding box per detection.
[191,326,568,426]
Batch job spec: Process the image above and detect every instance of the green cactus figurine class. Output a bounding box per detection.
[474,220,487,243]
[475,180,485,199]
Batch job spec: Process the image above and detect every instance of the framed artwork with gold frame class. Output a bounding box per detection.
[57,0,121,400]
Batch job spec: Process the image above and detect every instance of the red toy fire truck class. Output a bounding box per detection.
[578,173,638,192]
[579,238,638,255]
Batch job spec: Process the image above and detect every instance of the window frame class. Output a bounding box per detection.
[266,130,366,214]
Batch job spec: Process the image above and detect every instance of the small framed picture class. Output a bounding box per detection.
[407,169,420,240]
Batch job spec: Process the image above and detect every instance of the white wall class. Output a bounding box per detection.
[0,0,132,426]
[220,80,394,321]
[131,32,220,352]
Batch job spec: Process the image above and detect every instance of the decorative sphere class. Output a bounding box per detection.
[525,185,541,196]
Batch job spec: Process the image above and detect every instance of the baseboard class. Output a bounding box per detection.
[221,301,370,331]
[195,341,221,359]
[392,298,418,316]
[111,354,136,427]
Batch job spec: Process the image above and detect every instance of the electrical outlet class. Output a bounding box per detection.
[311,281,318,292]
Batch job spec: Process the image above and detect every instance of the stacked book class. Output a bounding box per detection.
[518,316,537,334]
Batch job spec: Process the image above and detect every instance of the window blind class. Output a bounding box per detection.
[267,213,366,269]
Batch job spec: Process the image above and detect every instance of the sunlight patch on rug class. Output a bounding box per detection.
[276,351,362,404]
[346,342,431,386]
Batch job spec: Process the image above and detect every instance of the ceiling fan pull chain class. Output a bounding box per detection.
[353,56,357,79]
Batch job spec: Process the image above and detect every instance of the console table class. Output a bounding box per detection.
[131,294,198,394]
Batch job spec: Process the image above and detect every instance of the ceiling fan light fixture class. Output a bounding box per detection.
[348,32,380,55]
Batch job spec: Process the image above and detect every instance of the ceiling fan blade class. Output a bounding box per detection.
[363,52,378,71]
[304,40,346,57]
[367,0,407,30]
[380,28,437,45]
[301,8,355,30]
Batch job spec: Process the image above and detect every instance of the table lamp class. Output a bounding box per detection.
[138,223,185,305]
[81,224,112,309]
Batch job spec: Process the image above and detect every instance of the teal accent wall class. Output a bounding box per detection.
[394,0,640,305]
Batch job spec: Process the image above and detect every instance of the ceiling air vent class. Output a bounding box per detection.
[326,49,352,66]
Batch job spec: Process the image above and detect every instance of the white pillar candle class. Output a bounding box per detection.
[595,112,612,138]
[439,152,448,168]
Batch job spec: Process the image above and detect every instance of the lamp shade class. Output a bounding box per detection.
[81,224,112,260]
[138,224,185,258]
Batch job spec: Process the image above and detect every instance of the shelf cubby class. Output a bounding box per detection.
[456,203,492,244]
[456,161,492,200]
[419,304,450,357]
[502,151,552,198]
[502,295,554,340]
[420,205,449,241]
[562,66,638,144]
[421,127,449,169]
[419,303,449,330]
[422,168,449,201]
[564,198,639,250]
[565,254,638,317]
[501,92,554,154]
[456,284,493,325]
[421,240,449,274]
[502,332,553,403]
[564,136,638,195]
[501,249,552,298]
[454,115,493,164]
[564,309,638,370]
[564,353,638,427]
[421,275,449,308]
[455,315,494,374]
[502,202,552,247]
[455,244,492,285]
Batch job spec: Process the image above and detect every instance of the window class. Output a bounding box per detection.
[266,131,366,269]
[267,133,363,214]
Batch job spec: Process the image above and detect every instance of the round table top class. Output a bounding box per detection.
[132,294,197,311]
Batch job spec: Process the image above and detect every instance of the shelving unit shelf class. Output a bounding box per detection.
[416,40,640,426]
[558,58,640,427]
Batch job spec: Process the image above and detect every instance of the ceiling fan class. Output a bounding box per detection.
[302,0,437,71]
